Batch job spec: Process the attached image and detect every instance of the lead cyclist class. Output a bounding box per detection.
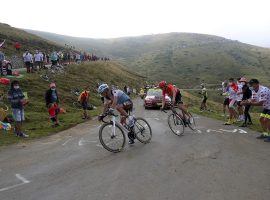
[158,81,190,124]
[97,84,136,144]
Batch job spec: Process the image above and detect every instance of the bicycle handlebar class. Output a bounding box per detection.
[99,109,118,123]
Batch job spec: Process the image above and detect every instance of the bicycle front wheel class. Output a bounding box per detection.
[134,117,152,143]
[168,113,184,136]
[99,122,126,153]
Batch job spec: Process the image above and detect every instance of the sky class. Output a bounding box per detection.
[0,0,269,47]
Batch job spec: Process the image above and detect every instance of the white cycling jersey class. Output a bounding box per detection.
[252,85,270,109]
[236,83,243,101]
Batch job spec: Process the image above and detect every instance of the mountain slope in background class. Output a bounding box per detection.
[0,23,61,56]
[26,29,270,87]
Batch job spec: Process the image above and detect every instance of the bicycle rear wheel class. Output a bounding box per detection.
[168,113,184,136]
[187,113,196,131]
[99,122,126,153]
[134,117,152,143]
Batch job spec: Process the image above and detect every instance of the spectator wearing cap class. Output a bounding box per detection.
[45,83,60,127]
[241,79,270,142]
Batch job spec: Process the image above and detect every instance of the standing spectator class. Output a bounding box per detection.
[242,79,270,142]
[46,53,50,65]
[0,50,5,75]
[45,83,60,127]
[50,51,58,67]
[34,50,43,71]
[224,78,238,125]
[200,84,208,111]
[14,42,21,51]
[23,50,33,73]
[236,78,244,121]
[239,77,252,127]
[8,81,28,137]
[221,81,229,117]
[75,53,80,63]
[78,86,91,119]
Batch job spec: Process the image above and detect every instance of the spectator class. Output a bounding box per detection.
[0,51,5,75]
[8,80,28,137]
[23,50,33,73]
[200,84,208,111]
[239,77,252,127]
[224,78,238,125]
[46,53,50,64]
[50,51,58,67]
[78,86,91,119]
[34,50,43,71]
[236,78,244,121]
[242,79,270,142]
[45,83,60,127]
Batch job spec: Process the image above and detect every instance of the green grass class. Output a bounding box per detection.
[0,62,144,146]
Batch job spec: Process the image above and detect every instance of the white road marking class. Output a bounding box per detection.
[238,129,248,134]
[0,174,30,192]
[62,137,74,146]
[219,129,238,133]
[96,144,103,148]
[207,129,223,133]
[196,130,202,133]
[78,138,98,146]
[154,118,160,121]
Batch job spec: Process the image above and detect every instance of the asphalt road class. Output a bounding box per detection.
[0,98,269,200]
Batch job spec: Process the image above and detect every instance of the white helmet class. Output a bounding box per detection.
[98,84,109,94]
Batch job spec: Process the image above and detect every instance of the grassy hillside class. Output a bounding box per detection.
[0,62,144,146]
[0,23,61,57]
[26,30,270,88]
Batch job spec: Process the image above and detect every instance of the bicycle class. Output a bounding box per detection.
[162,103,196,136]
[99,109,152,153]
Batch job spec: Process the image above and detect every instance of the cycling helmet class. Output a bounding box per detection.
[98,84,109,94]
[158,81,166,88]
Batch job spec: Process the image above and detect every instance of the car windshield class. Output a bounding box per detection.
[147,89,162,96]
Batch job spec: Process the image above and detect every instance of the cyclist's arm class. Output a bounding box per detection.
[103,99,112,114]
[111,95,118,109]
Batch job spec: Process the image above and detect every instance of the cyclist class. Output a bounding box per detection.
[241,79,270,142]
[158,81,190,124]
[97,84,135,144]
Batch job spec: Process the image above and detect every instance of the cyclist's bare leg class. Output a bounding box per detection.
[116,105,128,125]
[178,103,190,121]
